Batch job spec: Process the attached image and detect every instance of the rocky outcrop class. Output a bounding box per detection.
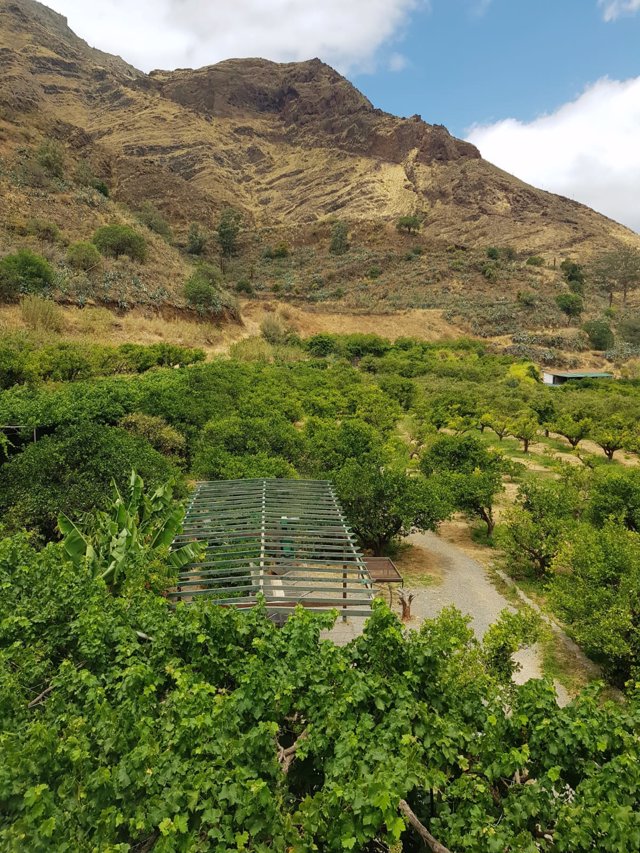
[151,58,480,166]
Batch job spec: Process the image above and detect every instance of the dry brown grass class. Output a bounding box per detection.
[20,295,64,332]
[240,300,461,341]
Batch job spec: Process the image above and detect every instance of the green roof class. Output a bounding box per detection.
[546,371,613,378]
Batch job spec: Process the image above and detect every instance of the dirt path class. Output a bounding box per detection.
[327,530,570,705]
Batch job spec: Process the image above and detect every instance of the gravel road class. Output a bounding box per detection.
[326,530,570,705]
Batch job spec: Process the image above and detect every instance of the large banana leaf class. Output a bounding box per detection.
[57,471,204,590]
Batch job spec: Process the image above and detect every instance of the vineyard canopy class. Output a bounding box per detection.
[170,479,374,617]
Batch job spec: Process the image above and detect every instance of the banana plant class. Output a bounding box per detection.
[58,471,202,588]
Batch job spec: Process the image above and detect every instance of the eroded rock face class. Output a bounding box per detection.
[0,0,637,253]
[150,58,480,166]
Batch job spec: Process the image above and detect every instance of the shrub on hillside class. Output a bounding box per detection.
[526,255,545,266]
[263,243,290,259]
[235,278,254,295]
[329,221,348,255]
[36,139,65,179]
[66,241,102,271]
[217,208,242,257]
[618,315,640,346]
[137,202,172,241]
[0,250,54,301]
[93,180,110,197]
[556,292,584,320]
[183,266,235,314]
[93,225,147,262]
[26,219,61,243]
[186,223,206,255]
[260,315,290,344]
[396,215,421,234]
[583,319,614,350]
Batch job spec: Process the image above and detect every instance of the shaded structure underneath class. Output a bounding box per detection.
[170,479,374,619]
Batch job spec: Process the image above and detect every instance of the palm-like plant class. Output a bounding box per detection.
[58,471,201,588]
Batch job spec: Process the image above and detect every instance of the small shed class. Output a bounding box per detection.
[542,370,613,386]
[170,479,374,621]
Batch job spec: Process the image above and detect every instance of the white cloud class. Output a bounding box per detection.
[599,0,640,21]
[388,52,409,72]
[47,0,423,73]
[466,77,640,232]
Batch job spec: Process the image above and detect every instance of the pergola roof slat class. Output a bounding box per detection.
[171,479,373,617]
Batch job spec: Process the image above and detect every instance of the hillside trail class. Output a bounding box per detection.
[327,530,571,706]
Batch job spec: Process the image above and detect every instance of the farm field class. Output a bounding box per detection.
[3,324,640,849]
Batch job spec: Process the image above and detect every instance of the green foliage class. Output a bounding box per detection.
[186,223,207,255]
[235,278,254,295]
[508,414,539,453]
[421,434,508,534]
[526,255,545,267]
[93,179,110,197]
[0,423,182,537]
[591,245,640,305]
[583,319,614,350]
[137,202,173,241]
[26,219,61,243]
[551,521,640,684]
[66,241,101,271]
[93,225,147,262]
[0,250,54,301]
[120,413,186,457]
[184,264,234,314]
[2,546,640,852]
[555,292,584,320]
[0,338,204,389]
[396,215,421,234]
[482,608,540,681]
[486,246,516,262]
[589,468,640,532]
[329,220,349,255]
[560,260,586,297]
[183,275,217,311]
[217,208,242,257]
[590,414,632,460]
[552,413,592,448]
[59,471,200,589]
[335,461,451,553]
[498,477,582,578]
[36,139,65,179]
[263,243,290,259]
[618,314,640,346]
[305,333,339,357]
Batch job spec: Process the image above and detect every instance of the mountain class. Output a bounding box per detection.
[0,0,638,329]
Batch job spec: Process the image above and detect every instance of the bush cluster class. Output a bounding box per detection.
[93,225,147,262]
[0,250,54,302]
[0,338,205,389]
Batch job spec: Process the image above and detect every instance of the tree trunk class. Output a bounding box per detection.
[398,800,453,853]
[523,439,530,454]
[479,507,495,536]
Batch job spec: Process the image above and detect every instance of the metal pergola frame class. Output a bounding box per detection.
[170,479,374,620]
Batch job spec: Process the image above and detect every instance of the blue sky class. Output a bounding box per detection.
[48,0,640,229]
[354,0,640,137]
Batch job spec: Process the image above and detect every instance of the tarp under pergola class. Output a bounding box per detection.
[169,479,374,618]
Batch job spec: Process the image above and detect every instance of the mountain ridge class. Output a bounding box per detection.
[0,0,638,331]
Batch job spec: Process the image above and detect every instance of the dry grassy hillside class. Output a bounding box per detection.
[0,0,639,340]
